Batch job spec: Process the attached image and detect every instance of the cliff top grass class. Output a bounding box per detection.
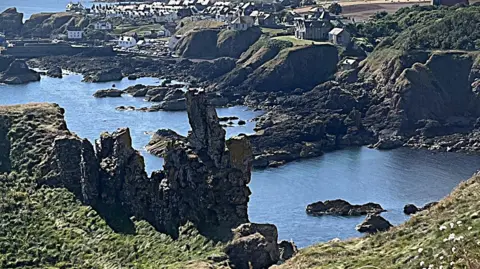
[272,36,329,46]
[276,173,480,269]
[176,19,225,35]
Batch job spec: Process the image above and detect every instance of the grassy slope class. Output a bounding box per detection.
[277,174,480,269]
[272,36,329,46]
[176,20,225,35]
[0,174,223,269]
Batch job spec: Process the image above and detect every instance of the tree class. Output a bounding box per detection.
[328,3,342,15]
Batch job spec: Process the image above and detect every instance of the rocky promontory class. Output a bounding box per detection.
[175,27,262,59]
[0,90,295,268]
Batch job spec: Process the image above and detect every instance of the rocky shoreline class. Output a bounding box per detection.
[7,45,480,169]
[0,90,298,268]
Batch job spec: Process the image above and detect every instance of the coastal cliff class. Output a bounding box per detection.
[175,27,262,59]
[0,90,292,267]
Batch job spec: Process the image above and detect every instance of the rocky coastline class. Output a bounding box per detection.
[23,48,480,169]
[0,90,298,268]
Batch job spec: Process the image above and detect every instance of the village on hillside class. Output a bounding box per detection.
[0,0,469,59]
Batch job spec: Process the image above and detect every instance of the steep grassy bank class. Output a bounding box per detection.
[0,172,222,268]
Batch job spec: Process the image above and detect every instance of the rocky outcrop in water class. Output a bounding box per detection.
[225,223,280,269]
[0,59,40,84]
[306,199,385,216]
[84,68,123,83]
[93,88,123,98]
[145,129,186,157]
[46,66,62,78]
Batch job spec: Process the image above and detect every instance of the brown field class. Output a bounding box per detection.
[295,0,430,21]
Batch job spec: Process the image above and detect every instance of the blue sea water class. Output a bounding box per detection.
[0,0,102,20]
[1,73,480,248]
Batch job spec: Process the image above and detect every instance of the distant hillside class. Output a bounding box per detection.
[175,27,262,59]
[356,5,480,51]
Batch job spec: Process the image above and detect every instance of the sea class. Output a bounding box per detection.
[0,0,108,20]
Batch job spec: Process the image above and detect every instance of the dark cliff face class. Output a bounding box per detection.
[362,50,480,138]
[175,28,262,59]
[0,91,252,240]
[218,44,339,93]
[0,8,23,36]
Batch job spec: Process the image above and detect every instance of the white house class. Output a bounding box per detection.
[328,28,351,46]
[94,21,112,30]
[227,16,254,31]
[118,36,137,48]
[67,29,84,39]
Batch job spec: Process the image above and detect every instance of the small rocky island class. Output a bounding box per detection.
[306,199,385,216]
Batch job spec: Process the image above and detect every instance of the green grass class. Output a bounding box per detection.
[260,27,288,36]
[272,36,329,46]
[113,24,167,36]
[0,172,223,268]
[280,174,480,268]
[176,20,225,35]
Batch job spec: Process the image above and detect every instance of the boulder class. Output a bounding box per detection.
[93,89,123,98]
[278,240,298,261]
[225,223,280,269]
[306,199,385,216]
[372,138,404,150]
[403,201,438,215]
[46,66,62,78]
[84,68,123,82]
[355,214,393,234]
[123,84,148,97]
[146,129,186,157]
[403,204,419,215]
[0,59,40,85]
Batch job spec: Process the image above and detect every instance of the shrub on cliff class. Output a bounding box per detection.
[356,5,480,51]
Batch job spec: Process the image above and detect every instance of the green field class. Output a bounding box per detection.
[272,35,329,46]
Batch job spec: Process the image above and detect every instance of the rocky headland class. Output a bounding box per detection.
[0,89,297,268]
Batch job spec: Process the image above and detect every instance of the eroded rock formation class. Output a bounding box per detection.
[0,90,257,242]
